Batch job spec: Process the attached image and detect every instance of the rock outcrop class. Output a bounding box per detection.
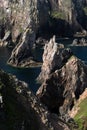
[1,0,87,67]
[0,69,70,130]
[71,38,87,46]
[50,0,87,33]
[37,54,87,121]
[0,31,13,47]
[8,28,35,66]
[37,36,73,83]
[0,0,50,66]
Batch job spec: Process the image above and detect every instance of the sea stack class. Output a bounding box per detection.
[37,36,73,83]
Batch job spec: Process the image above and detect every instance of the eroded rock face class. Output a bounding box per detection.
[0,70,70,130]
[1,0,87,67]
[49,0,87,32]
[37,56,87,121]
[0,0,50,66]
[37,36,73,83]
[8,29,35,66]
[0,0,50,41]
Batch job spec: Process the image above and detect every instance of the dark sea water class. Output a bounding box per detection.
[0,47,43,93]
[57,38,87,64]
[0,39,87,92]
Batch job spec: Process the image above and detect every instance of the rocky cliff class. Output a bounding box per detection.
[0,0,50,66]
[0,69,70,130]
[49,0,87,34]
[37,36,72,83]
[1,0,87,66]
[37,56,87,120]
[37,36,87,124]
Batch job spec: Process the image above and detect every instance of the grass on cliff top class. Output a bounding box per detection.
[74,98,87,130]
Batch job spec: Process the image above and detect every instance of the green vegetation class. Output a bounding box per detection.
[51,11,65,20]
[83,7,87,15]
[74,98,87,130]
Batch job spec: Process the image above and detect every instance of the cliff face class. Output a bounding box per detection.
[37,55,87,121]
[36,37,87,124]
[50,0,87,32]
[0,0,50,66]
[0,70,70,130]
[1,0,87,67]
[0,0,49,42]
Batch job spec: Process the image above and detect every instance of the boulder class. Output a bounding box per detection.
[72,39,78,46]
[71,38,87,46]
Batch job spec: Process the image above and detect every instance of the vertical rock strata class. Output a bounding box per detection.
[37,36,72,83]
[50,0,87,32]
[37,56,87,116]
[37,37,87,122]
[0,0,50,66]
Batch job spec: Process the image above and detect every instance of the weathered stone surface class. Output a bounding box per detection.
[7,29,42,67]
[71,38,87,46]
[37,36,73,83]
[1,0,87,67]
[0,0,50,66]
[8,29,35,66]
[0,31,14,47]
[37,56,87,122]
[0,69,70,130]
[49,0,87,33]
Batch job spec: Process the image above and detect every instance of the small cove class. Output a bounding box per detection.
[0,39,87,92]
[0,47,42,92]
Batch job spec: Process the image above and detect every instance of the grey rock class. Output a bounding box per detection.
[37,56,87,122]
[2,31,11,42]
[0,0,50,66]
[71,38,87,46]
[1,0,87,67]
[8,29,35,66]
[72,39,78,46]
[37,36,72,83]
[0,69,70,130]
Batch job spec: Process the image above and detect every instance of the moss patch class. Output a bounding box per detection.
[83,7,87,15]
[51,11,66,20]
